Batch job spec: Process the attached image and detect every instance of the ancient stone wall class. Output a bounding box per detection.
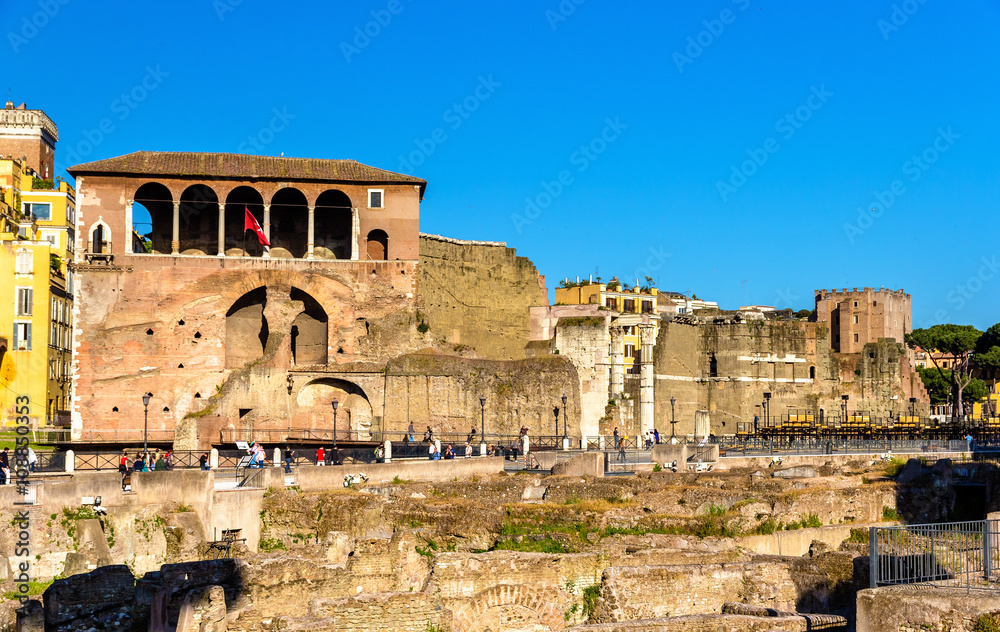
[652,316,923,436]
[856,586,996,632]
[383,352,581,437]
[554,316,611,437]
[418,233,548,361]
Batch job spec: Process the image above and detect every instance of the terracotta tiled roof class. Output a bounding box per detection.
[68,151,426,193]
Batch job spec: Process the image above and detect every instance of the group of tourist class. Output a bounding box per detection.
[118,449,177,490]
[427,441,476,460]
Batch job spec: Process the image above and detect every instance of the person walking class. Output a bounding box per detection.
[653,429,660,445]
[618,437,627,463]
[199,453,210,470]
[613,427,620,450]
[26,446,37,473]
[407,422,415,444]
[284,446,294,473]
[164,450,174,471]
[316,446,326,466]
[467,425,477,444]
[464,442,473,458]
[424,426,433,443]
[118,450,129,491]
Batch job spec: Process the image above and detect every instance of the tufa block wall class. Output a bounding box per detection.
[418,233,548,361]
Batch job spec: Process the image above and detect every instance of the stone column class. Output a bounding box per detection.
[639,324,656,436]
[217,203,225,257]
[351,208,360,260]
[65,449,75,473]
[384,439,392,464]
[610,326,624,398]
[307,205,315,260]
[124,201,133,253]
[171,201,180,254]
[262,204,271,258]
[521,435,530,456]
[210,448,219,469]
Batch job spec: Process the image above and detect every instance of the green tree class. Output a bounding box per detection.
[907,325,983,417]
[974,323,1000,378]
[917,366,989,406]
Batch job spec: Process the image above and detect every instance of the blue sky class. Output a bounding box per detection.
[3,0,998,329]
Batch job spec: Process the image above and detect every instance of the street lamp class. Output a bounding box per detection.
[332,399,339,447]
[479,396,486,439]
[561,394,568,439]
[670,396,676,443]
[763,392,771,429]
[553,405,560,438]
[141,392,151,455]
[841,394,849,424]
[909,397,917,418]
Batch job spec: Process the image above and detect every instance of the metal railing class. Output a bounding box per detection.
[717,437,956,456]
[870,520,1000,590]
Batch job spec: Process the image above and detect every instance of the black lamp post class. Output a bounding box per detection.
[670,396,676,442]
[332,399,339,447]
[479,396,486,440]
[909,396,917,417]
[763,392,771,429]
[561,394,568,439]
[553,406,560,438]
[841,394,849,423]
[141,392,151,455]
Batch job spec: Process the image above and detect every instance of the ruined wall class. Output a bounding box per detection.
[554,316,611,438]
[651,315,927,435]
[382,352,581,437]
[71,254,422,446]
[418,233,548,361]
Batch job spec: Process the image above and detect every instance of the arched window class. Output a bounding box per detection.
[89,220,111,254]
[315,189,353,259]
[132,182,172,253]
[224,187,264,256]
[270,188,308,258]
[178,184,219,255]
[366,229,388,261]
[809,366,816,380]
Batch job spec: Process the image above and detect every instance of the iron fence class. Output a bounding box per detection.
[34,451,65,473]
[870,520,1000,590]
[717,436,955,457]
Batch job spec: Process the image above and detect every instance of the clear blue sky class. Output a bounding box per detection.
[3,0,998,329]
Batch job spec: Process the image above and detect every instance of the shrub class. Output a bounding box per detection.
[845,528,870,544]
[882,457,906,478]
[974,612,1000,632]
[582,585,601,619]
[652,463,662,472]
[882,506,900,521]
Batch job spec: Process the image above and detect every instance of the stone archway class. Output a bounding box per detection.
[452,585,568,632]
[295,378,373,440]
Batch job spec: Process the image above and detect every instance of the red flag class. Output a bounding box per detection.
[244,207,270,247]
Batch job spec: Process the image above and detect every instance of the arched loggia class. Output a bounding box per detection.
[132,182,172,253]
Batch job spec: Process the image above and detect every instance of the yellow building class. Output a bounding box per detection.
[0,156,74,428]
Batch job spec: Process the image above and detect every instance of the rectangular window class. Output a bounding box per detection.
[16,287,33,316]
[368,189,384,208]
[854,333,859,343]
[625,343,635,358]
[15,251,32,275]
[853,314,859,324]
[23,202,51,220]
[13,322,31,350]
[853,301,858,308]
[624,299,635,312]
[606,297,615,309]
[50,324,57,346]
[44,233,58,247]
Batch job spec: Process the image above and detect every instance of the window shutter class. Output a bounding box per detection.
[26,324,31,350]
[13,326,18,349]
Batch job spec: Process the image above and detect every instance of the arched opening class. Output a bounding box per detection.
[133,182,173,254]
[89,223,109,254]
[290,287,328,365]
[366,229,388,261]
[225,287,268,368]
[178,184,219,255]
[294,378,373,440]
[809,366,816,380]
[270,188,308,258]
[314,189,353,260]
[224,186,265,256]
